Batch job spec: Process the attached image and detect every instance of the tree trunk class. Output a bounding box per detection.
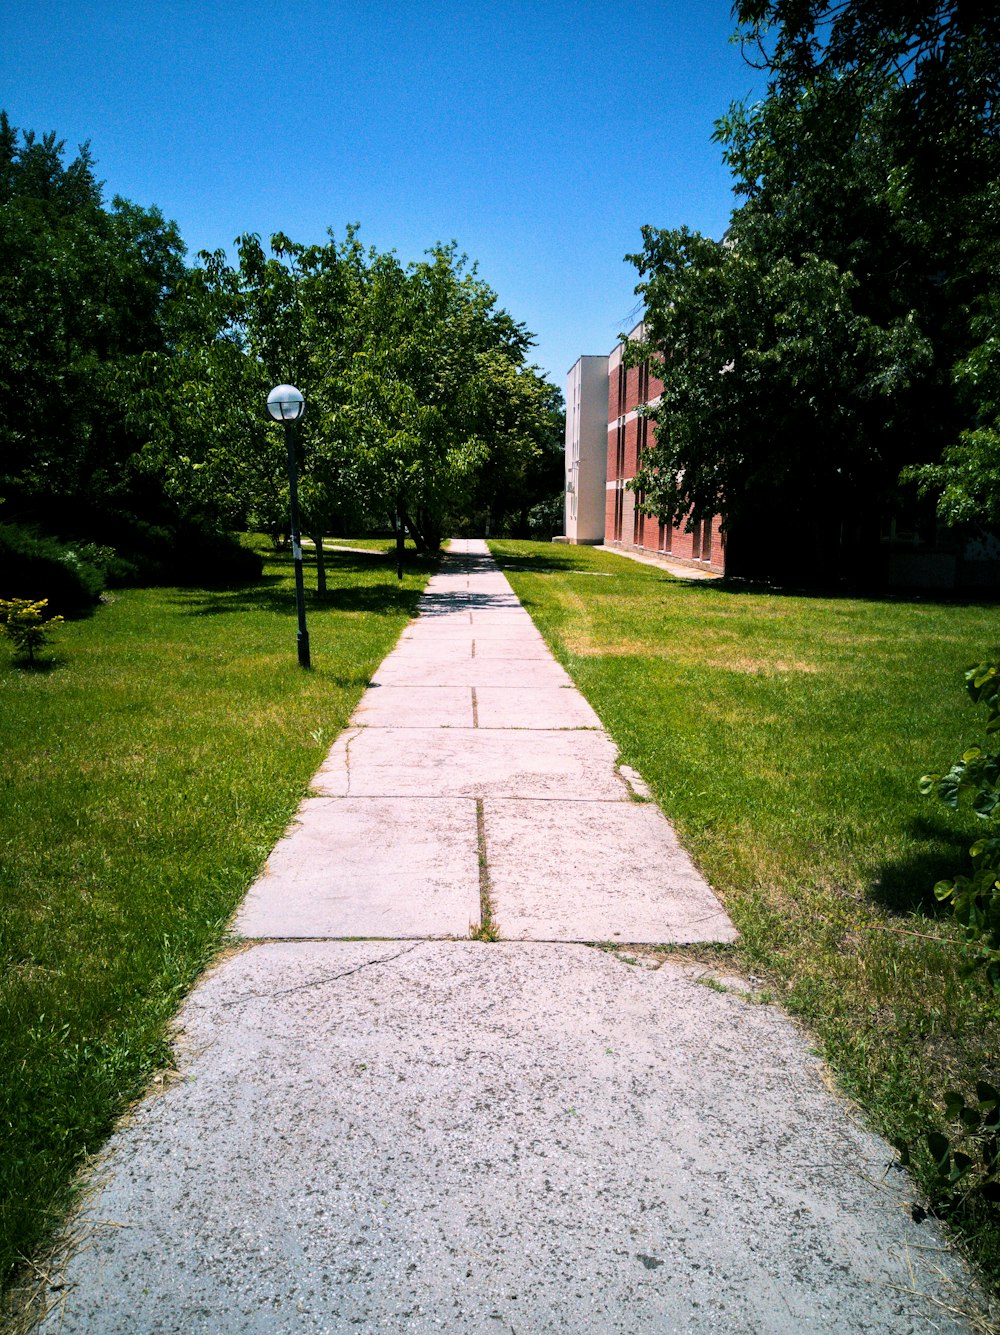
[402,510,428,554]
[312,533,327,596]
[395,511,405,582]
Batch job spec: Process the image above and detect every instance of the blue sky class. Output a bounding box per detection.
[4,0,760,386]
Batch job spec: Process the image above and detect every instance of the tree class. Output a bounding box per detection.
[0,113,260,584]
[629,219,932,579]
[0,115,188,522]
[628,3,1000,581]
[345,243,551,552]
[735,0,1000,530]
[199,231,558,559]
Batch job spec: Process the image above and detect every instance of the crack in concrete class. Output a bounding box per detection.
[474,797,496,939]
[220,942,424,1007]
[341,727,362,797]
[615,760,653,803]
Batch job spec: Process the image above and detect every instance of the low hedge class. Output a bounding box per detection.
[0,524,105,615]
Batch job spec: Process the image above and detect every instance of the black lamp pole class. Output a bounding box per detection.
[267,384,311,669]
[284,418,311,669]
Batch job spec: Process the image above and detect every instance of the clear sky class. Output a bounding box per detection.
[4,0,760,387]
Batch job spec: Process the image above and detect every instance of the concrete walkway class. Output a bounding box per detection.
[35,541,982,1333]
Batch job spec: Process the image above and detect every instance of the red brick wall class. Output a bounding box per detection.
[603,336,725,572]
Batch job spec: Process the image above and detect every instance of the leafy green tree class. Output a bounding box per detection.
[200,230,558,559]
[630,3,999,580]
[0,113,263,586]
[0,114,188,532]
[345,242,550,552]
[629,215,932,579]
[0,598,63,663]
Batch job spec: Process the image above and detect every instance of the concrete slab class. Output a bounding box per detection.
[378,640,473,664]
[314,727,629,800]
[400,616,539,638]
[403,621,544,642]
[380,636,549,666]
[38,942,978,1335]
[350,685,474,729]
[485,799,738,944]
[409,596,473,619]
[234,797,480,939]
[470,637,556,659]
[475,686,602,730]
[467,597,523,611]
[370,657,571,687]
[469,609,535,624]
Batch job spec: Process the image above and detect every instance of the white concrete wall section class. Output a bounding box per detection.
[564,354,609,544]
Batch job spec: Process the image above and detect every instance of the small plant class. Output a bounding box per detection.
[0,598,64,663]
[919,660,1000,988]
[469,917,501,943]
[898,1082,1000,1213]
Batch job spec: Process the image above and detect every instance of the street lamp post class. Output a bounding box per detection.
[266,384,310,669]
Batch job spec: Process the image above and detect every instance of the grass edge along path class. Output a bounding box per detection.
[0,538,435,1307]
[490,538,1000,1297]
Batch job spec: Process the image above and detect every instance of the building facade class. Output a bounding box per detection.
[564,323,725,573]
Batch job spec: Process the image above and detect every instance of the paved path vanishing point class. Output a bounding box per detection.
[35,540,983,1334]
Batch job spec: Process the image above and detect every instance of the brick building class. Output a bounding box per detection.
[564,323,725,574]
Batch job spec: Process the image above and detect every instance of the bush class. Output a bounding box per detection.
[0,524,104,615]
[920,660,1000,989]
[166,522,263,587]
[526,492,565,540]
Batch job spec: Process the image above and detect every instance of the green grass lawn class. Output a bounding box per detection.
[491,538,1000,1283]
[0,538,435,1294]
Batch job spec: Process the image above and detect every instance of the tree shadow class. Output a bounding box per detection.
[868,815,975,916]
[491,552,609,575]
[692,576,1000,609]
[175,579,425,620]
[5,655,63,673]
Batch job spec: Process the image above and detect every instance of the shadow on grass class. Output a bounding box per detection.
[171,555,430,620]
[869,816,975,915]
[4,655,63,673]
[177,583,426,619]
[688,575,1000,610]
[492,552,608,575]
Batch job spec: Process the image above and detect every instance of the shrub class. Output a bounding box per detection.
[0,524,104,615]
[920,661,1000,989]
[526,492,565,540]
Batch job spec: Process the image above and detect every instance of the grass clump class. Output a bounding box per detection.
[0,537,435,1292]
[490,538,1000,1284]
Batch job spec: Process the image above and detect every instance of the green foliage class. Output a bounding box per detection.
[920,661,1000,988]
[182,230,560,559]
[628,219,933,578]
[899,1081,1000,1224]
[1,113,559,571]
[525,492,565,539]
[904,276,1000,529]
[0,114,189,536]
[0,598,63,663]
[0,523,104,614]
[631,3,1000,580]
